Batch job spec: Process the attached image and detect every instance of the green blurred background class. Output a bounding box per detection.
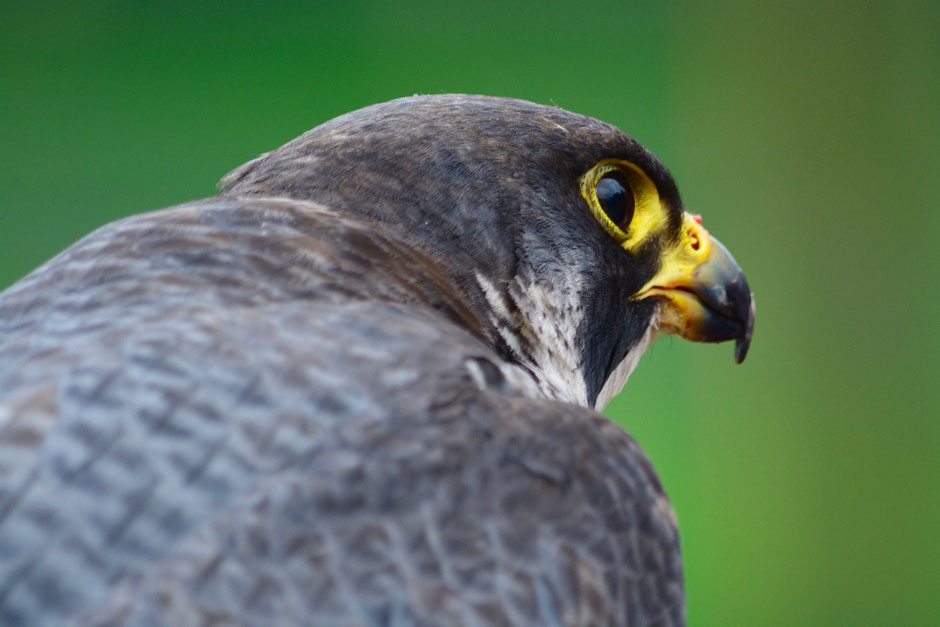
[1,1,937,623]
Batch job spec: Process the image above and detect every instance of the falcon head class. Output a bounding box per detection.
[220,95,754,409]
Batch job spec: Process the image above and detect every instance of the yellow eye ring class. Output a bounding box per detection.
[579,159,664,251]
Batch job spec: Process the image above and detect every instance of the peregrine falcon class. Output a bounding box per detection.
[0,95,754,625]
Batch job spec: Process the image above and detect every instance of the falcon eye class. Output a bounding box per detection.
[595,172,635,230]
[580,159,665,251]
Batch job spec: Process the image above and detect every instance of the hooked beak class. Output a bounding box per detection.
[634,213,755,363]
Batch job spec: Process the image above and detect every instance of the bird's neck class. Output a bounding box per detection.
[473,271,590,406]
[472,271,658,410]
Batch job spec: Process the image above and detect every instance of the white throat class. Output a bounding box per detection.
[593,324,656,410]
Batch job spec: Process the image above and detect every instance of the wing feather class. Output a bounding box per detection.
[0,198,682,625]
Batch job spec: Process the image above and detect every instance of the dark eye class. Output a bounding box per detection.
[595,171,635,230]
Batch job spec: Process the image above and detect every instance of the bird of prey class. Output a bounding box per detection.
[0,95,754,625]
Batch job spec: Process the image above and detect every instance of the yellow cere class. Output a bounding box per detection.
[579,159,670,252]
[634,212,714,298]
